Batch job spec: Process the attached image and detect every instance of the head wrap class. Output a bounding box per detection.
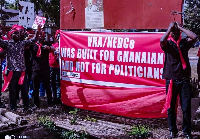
[12,24,24,31]
[8,29,18,39]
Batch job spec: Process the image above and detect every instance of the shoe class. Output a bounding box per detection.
[169,131,177,139]
[184,134,193,139]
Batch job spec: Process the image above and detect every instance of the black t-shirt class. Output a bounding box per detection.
[31,41,51,71]
[161,38,192,80]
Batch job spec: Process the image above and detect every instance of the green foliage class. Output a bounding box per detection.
[84,115,97,122]
[5,0,60,27]
[29,0,60,27]
[69,108,79,125]
[69,108,78,115]
[61,129,89,139]
[38,116,56,131]
[184,0,200,35]
[38,116,90,139]
[127,124,151,138]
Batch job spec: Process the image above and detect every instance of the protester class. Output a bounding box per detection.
[31,30,55,108]
[49,30,61,104]
[0,25,40,111]
[160,22,197,139]
[12,25,26,105]
[0,27,8,108]
[25,28,35,99]
[195,40,200,91]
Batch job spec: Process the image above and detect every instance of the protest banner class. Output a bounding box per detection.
[60,31,167,118]
[32,15,46,29]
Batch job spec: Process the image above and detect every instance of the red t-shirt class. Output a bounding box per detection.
[49,42,59,68]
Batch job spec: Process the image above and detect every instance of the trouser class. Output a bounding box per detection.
[39,82,46,97]
[32,69,52,107]
[8,71,29,110]
[50,67,60,101]
[16,68,32,100]
[166,79,191,135]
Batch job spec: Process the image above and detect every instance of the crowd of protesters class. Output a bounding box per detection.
[0,24,61,111]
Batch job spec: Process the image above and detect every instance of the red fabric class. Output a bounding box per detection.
[1,36,9,40]
[36,43,43,57]
[2,70,26,92]
[49,42,59,68]
[18,71,25,85]
[2,70,13,92]
[61,80,167,118]
[161,79,173,114]
[197,49,200,57]
[170,35,186,69]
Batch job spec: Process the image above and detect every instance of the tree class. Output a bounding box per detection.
[6,0,60,27]
[184,0,200,35]
[30,0,60,28]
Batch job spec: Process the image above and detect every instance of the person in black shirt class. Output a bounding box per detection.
[160,22,197,139]
[31,31,55,108]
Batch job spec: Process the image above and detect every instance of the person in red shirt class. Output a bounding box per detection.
[49,30,61,104]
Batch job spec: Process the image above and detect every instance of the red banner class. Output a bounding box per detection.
[60,31,167,118]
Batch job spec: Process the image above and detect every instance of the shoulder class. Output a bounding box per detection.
[180,38,193,48]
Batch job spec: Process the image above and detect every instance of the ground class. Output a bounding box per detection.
[0,48,200,139]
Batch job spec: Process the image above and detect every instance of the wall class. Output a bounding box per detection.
[60,0,183,29]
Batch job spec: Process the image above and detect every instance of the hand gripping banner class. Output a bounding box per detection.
[60,31,167,118]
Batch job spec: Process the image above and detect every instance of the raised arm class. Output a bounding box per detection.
[176,23,197,44]
[24,25,41,46]
[160,22,175,47]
